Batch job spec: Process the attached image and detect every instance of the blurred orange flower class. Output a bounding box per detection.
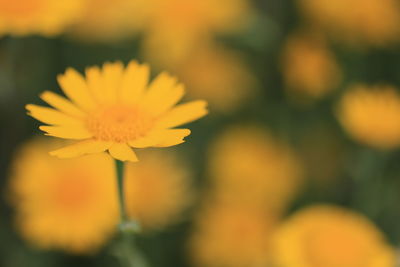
[282,32,342,100]
[177,45,258,113]
[208,125,303,213]
[272,205,396,267]
[189,203,276,267]
[0,0,83,36]
[138,0,255,68]
[68,0,148,42]
[298,0,400,46]
[337,85,400,149]
[9,138,118,254]
[125,150,193,230]
[26,61,208,162]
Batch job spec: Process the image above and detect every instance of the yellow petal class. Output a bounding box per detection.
[50,140,112,158]
[128,129,190,148]
[57,68,96,111]
[102,61,124,103]
[156,129,191,147]
[40,91,85,118]
[119,61,150,104]
[26,104,83,126]
[108,143,138,162]
[142,72,177,107]
[148,83,185,116]
[40,125,92,139]
[156,100,208,129]
[86,66,107,103]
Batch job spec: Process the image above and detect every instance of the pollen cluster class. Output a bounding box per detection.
[86,105,154,143]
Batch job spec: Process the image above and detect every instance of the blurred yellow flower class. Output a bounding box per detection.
[177,45,258,113]
[9,138,118,254]
[298,0,400,46]
[337,85,400,149]
[125,150,192,230]
[272,205,396,267]
[282,33,342,100]
[68,0,148,42]
[139,0,254,67]
[0,0,83,36]
[208,125,303,213]
[26,60,208,162]
[189,203,276,267]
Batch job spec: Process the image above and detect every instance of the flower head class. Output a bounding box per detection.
[189,203,276,267]
[282,32,342,100]
[177,45,257,113]
[138,0,255,67]
[68,0,148,42]
[272,205,396,267]
[298,0,400,46]
[26,60,208,162]
[336,85,400,149]
[208,125,303,212]
[0,0,83,36]
[9,138,118,254]
[124,150,193,230]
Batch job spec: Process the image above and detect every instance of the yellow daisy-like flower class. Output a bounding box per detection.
[282,32,342,100]
[297,0,400,46]
[272,205,396,267]
[9,138,118,254]
[124,150,192,230]
[0,0,83,36]
[208,125,303,213]
[26,60,208,162]
[336,85,400,149]
[189,203,276,267]
[177,44,258,113]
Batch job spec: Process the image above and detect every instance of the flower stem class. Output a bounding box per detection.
[115,160,128,223]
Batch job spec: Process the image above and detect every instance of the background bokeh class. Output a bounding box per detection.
[1,0,400,266]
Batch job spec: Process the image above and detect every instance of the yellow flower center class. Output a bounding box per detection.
[87,105,154,143]
[0,0,42,17]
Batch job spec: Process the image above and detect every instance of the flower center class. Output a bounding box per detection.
[87,105,154,143]
[0,0,43,17]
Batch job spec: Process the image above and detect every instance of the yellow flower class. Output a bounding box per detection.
[0,0,83,36]
[68,0,148,42]
[282,33,342,100]
[336,85,400,149]
[177,44,258,113]
[208,125,303,213]
[8,138,118,254]
[124,150,192,230]
[26,60,208,162]
[272,205,396,267]
[189,203,276,267]
[297,0,400,46]
[138,0,254,67]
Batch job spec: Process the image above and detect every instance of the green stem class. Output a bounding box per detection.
[115,160,128,223]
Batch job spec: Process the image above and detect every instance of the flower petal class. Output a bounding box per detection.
[142,72,177,107]
[119,61,150,104]
[108,143,138,162]
[102,61,124,103]
[26,104,83,126]
[57,68,97,111]
[148,83,185,116]
[40,125,93,139]
[156,100,208,129]
[128,129,191,148]
[49,140,112,158]
[86,66,107,103]
[40,91,85,118]
[155,129,191,147]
